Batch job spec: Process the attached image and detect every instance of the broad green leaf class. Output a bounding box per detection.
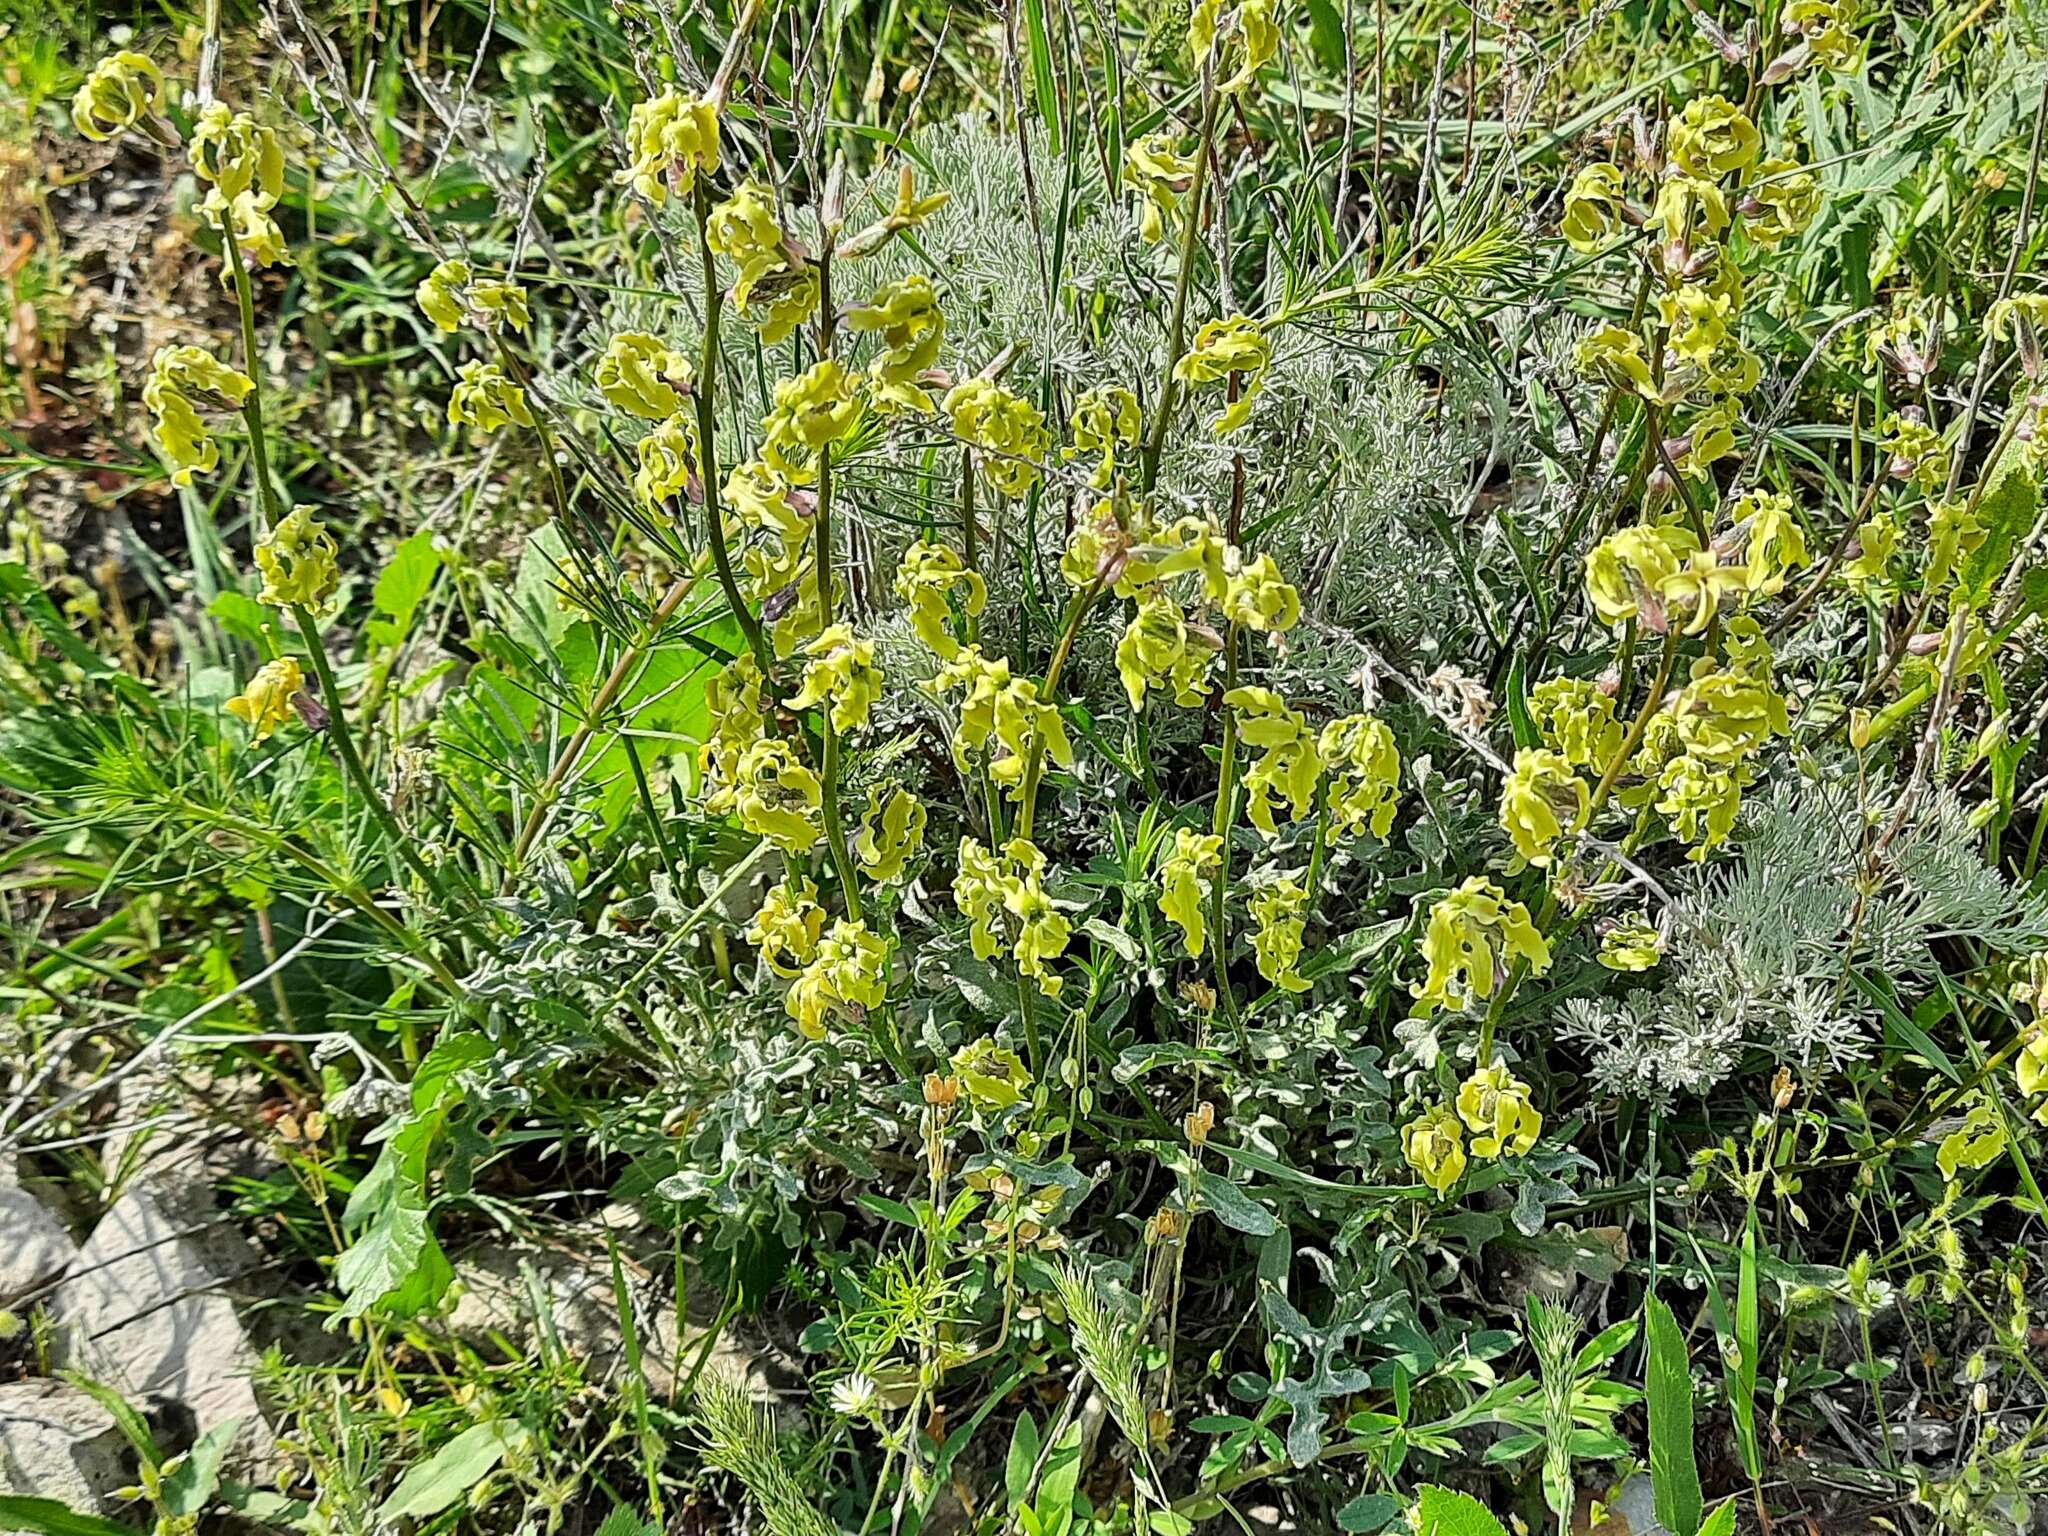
[1199,1168,1280,1236]
[1005,1409,1040,1512]
[1336,1492,1404,1532]
[0,1497,137,1536]
[368,528,445,647]
[376,1420,531,1520]
[1413,1485,1510,1536]
[161,1417,242,1516]
[1695,1499,1738,1536]
[1645,1296,1704,1536]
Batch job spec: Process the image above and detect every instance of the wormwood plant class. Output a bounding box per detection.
[8,0,2048,1533]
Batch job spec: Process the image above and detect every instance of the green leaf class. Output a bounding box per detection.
[1336,1492,1405,1532]
[1199,1169,1280,1236]
[161,1417,242,1516]
[1005,1410,1040,1512]
[1957,457,2038,609]
[593,1509,660,1536]
[1694,1499,1738,1536]
[376,1421,531,1521]
[0,1497,137,1536]
[56,1374,159,1469]
[1413,1485,1510,1536]
[368,528,445,647]
[1037,1420,1084,1536]
[1645,1296,1704,1536]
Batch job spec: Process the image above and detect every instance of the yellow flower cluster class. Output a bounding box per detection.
[226,657,305,742]
[699,654,767,816]
[1626,618,1789,859]
[143,345,253,487]
[855,787,927,882]
[708,181,818,345]
[632,413,698,504]
[72,51,164,142]
[2013,958,2048,1127]
[1190,0,1279,94]
[1402,1064,1543,1196]
[1598,914,1663,972]
[946,378,1049,498]
[847,274,945,413]
[597,332,694,420]
[954,837,1071,996]
[1249,876,1311,993]
[1412,876,1551,1016]
[932,646,1074,801]
[894,541,986,660]
[1528,676,1623,772]
[254,506,341,611]
[749,877,826,976]
[1499,748,1587,868]
[733,739,824,854]
[1174,315,1269,435]
[1584,491,1808,635]
[448,360,535,434]
[191,104,289,273]
[1225,687,1321,835]
[1116,591,1220,709]
[1320,714,1402,841]
[1123,135,1197,244]
[763,360,862,484]
[786,919,891,1039]
[1067,386,1143,488]
[417,259,530,334]
[618,89,720,204]
[1157,828,1224,958]
[787,624,885,733]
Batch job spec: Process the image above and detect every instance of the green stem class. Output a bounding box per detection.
[1209,624,1245,1042]
[1139,80,1223,493]
[691,179,772,675]
[219,211,282,529]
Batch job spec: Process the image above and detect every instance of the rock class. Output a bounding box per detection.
[1603,1474,1669,1536]
[49,1174,275,1467]
[0,1379,134,1512]
[0,1172,77,1305]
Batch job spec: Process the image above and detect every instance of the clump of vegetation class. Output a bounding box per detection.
[5,0,2048,1533]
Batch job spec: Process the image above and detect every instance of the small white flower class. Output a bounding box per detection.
[829,1372,880,1422]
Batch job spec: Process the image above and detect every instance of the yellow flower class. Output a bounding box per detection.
[763,360,862,482]
[597,332,693,419]
[1318,714,1400,841]
[1645,175,1731,251]
[946,378,1049,499]
[1116,591,1216,709]
[1123,134,1197,244]
[190,104,283,204]
[1783,0,1859,72]
[1659,284,1737,371]
[952,1038,1032,1110]
[1669,95,1760,180]
[1574,325,1660,401]
[855,787,926,883]
[1730,490,1809,595]
[1881,412,1948,494]
[1528,677,1622,772]
[1223,687,1322,835]
[1840,510,1899,595]
[143,345,254,487]
[1173,315,1269,435]
[1190,0,1279,94]
[1671,399,1739,481]
[748,877,826,976]
[1598,915,1663,972]
[848,274,944,413]
[1067,386,1143,487]
[1561,162,1628,254]
[699,654,767,814]
[72,51,163,142]
[1122,514,1230,599]
[933,646,1072,795]
[953,837,1068,992]
[708,181,796,303]
[1742,158,1821,245]
[1671,661,1788,764]
[1936,1095,2008,1179]
[1250,876,1311,993]
[733,739,824,853]
[448,360,535,434]
[209,188,288,273]
[1926,497,1988,592]
[1499,748,1586,868]
[1654,749,1744,858]
[894,541,986,659]
[226,657,304,742]
[954,836,1008,959]
[1411,876,1551,1016]
[2014,1026,2048,1106]
[1157,828,1223,958]
[633,413,699,504]
[1005,845,1071,996]
[786,919,890,1040]
[618,89,720,204]
[1583,522,1703,630]
[787,623,884,733]
[416,259,471,333]
[254,506,341,610]
[1455,1063,1542,1158]
[1222,552,1300,634]
[1402,1104,1467,1197]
